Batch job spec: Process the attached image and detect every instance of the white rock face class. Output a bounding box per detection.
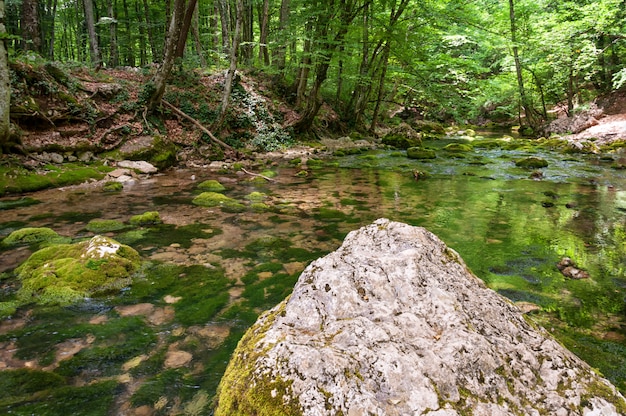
[117,160,157,173]
[214,219,626,416]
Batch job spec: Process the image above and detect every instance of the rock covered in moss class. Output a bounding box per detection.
[130,211,162,226]
[515,156,549,169]
[406,147,436,160]
[16,235,140,305]
[214,219,626,416]
[2,227,63,247]
[192,192,245,212]
[198,179,227,192]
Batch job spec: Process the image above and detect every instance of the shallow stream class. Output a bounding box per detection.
[1,136,626,414]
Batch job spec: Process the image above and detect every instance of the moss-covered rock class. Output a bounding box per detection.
[86,219,127,233]
[406,147,436,160]
[245,192,268,202]
[2,227,63,247]
[192,192,245,212]
[197,179,226,192]
[16,235,141,305]
[130,211,162,227]
[443,142,473,152]
[515,157,549,169]
[118,135,177,170]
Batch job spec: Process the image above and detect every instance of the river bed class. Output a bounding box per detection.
[1,137,625,414]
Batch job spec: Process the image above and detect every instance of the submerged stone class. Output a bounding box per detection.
[16,235,140,306]
[192,192,245,212]
[2,227,62,247]
[214,219,626,416]
[198,179,227,192]
[407,147,436,160]
[130,211,162,226]
[515,156,549,169]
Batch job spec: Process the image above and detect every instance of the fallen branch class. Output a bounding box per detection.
[241,168,275,182]
[161,99,237,154]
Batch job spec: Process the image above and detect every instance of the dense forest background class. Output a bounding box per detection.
[3,0,626,141]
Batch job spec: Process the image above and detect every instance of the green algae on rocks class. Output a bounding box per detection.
[198,179,227,192]
[192,192,245,211]
[129,211,162,227]
[16,235,141,305]
[1,227,65,247]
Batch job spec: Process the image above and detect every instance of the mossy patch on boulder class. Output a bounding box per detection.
[197,179,226,192]
[16,235,141,305]
[406,147,436,160]
[245,192,268,202]
[130,211,162,227]
[515,157,549,169]
[2,227,63,247]
[103,181,123,192]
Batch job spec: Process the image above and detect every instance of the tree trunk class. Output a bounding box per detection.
[217,0,230,54]
[192,2,207,66]
[44,0,58,59]
[271,0,290,71]
[174,0,198,59]
[142,0,159,62]
[215,0,243,127]
[240,0,253,64]
[21,0,42,53]
[258,0,269,65]
[0,0,10,148]
[122,0,134,65]
[83,0,102,68]
[508,0,537,131]
[146,0,185,113]
[108,0,119,67]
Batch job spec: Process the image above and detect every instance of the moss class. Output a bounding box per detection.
[515,157,549,169]
[0,369,66,400]
[102,181,123,192]
[0,197,40,210]
[250,202,271,212]
[129,211,162,226]
[16,235,140,306]
[85,219,127,233]
[443,143,474,152]
[2,227,62,247]
[198,179,227,192]
[407,147,436,160]
[260,169,278,178]
[381,134,421,149]
[245,191,268,202]
[192,192,245,211]
[213,302,303,416]
[0,301,18,319]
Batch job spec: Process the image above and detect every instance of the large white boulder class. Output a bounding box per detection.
[214,218,626,415]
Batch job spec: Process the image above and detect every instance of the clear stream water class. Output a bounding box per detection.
[1,136,626,414]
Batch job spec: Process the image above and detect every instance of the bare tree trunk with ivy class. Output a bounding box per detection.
[146,0,185,114]
[0,0,11,149]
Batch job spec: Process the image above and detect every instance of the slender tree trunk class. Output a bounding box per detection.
[369,43,390,132]
[22,0,42,52]
[83,0,102,68]
[0,0,10,147]
[240,0,253,64]
[294,21,312,107]
[108,0,119,67]
[508,0,537,130]
[271,0,289,71]
[192,2,207,66]
[137,1,147,66]
[217,0,230,54]
[174,0,198,59]
[258,0,269,65]
[147,0,185,113]
[215,0,243,127]
[142,0,159,62]
[44,0,58,59]
[122,0,134,65]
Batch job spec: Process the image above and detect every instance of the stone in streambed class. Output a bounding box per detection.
[213,218,626,416]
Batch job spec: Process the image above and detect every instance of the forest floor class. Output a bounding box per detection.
[10,64,626,159]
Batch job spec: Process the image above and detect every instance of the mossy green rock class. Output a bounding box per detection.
[381,134,421,149]
[198,179,226,192]
[130,211,162,226]
[406,147,436,160]
[515,157,549,169]
[245,192,268,202]
[16,235,140,305]
[443,143,473,152]
[103,181,123,192]
[2,227,62,247]
[192,192,245,211]
[86,219,127,233]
